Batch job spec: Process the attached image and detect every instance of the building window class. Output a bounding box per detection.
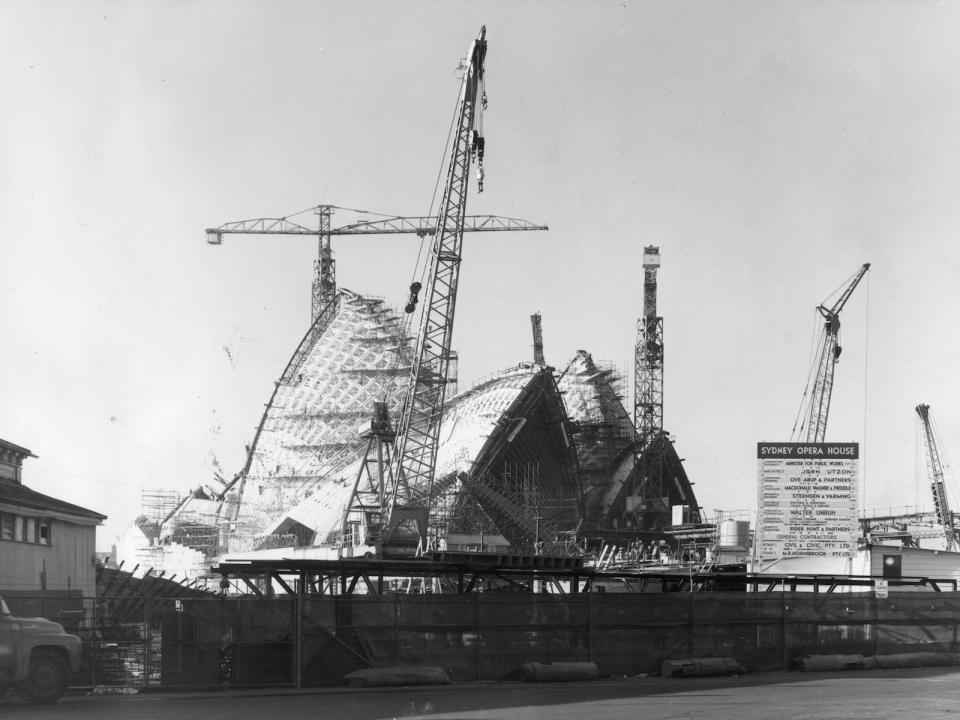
[882,554,902,579]
[0,512,52,545]
[38,519,51,545]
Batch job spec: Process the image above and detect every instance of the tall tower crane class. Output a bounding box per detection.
[631,246,699,528]
[207,205,547,327]
[916,403,958,551]
[792,263,870,443]
[380,26,490,551]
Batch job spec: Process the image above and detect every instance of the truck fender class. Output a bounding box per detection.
[16,635,82,681]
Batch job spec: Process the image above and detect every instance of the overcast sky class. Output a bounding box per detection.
[3,1,960,549]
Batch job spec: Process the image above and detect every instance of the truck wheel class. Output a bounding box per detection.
[19,652,68,704]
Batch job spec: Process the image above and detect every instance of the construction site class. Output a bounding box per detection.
[114,25,708,582]
[43,24,960,692]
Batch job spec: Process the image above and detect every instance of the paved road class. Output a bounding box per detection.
[2,668,959,719]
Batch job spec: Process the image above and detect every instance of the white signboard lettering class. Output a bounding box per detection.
[755,442,859,559]
[875,579,889,599]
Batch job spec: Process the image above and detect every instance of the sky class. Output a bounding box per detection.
[3,1,960,551]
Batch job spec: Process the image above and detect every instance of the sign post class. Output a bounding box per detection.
[875,579,889,599]
[755,442,859,560]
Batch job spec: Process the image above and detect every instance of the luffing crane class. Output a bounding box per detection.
[792,263,870,443]
[916,403,958,551]
[379,26,490,552]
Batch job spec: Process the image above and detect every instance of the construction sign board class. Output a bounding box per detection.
[755,442,859,559]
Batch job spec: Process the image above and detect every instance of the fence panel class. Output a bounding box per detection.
[7,587,960,692]
[874,594,960,655]
[589,593,690,676]
[477,595,590,680]
[396,595,480,681]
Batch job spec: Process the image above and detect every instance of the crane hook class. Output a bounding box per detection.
[405,282,422,314]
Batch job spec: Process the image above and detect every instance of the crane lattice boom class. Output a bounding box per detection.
[384,26,488,549]
[207,206,546,326]
[206,212,547,241]
[916,403,957,551]
[794,262,870,443]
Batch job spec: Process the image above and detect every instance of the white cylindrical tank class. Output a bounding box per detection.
[719,519,750,548]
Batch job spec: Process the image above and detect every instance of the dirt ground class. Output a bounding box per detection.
[1,667,957,719]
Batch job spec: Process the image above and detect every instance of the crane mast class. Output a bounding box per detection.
[795,262,870,443]
[635,246,663,453]
[916,403,957,551]
[632,246,674,529]
[531,312,545,365]
[383,26,488,549]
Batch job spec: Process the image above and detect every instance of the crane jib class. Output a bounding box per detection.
[794,262,870,444]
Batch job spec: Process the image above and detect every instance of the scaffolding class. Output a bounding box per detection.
[140,489,180,524]
[557,351,635,527]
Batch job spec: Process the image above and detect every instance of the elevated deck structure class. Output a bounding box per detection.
[211,554,955,596]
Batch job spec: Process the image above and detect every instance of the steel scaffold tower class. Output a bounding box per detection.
[634,246,666,527]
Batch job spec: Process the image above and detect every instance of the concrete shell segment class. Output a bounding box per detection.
[153,292,701,565]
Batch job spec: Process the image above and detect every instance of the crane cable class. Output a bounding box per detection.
[385,44,488,409]
[383,55,477,404]
[790,309,826,441]
[790,265,869,442]
[406,63,467,333]
[284,203,402,223]
[860,270,870,512]
[408,49,487,329]
[915,412,922,512]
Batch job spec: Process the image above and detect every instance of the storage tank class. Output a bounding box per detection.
[719,519,750,548]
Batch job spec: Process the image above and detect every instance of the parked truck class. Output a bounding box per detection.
[0,595,82,703]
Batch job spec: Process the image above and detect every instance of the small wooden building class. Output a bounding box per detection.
[0,438,106,598]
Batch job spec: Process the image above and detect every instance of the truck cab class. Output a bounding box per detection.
[0,595,83,703]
